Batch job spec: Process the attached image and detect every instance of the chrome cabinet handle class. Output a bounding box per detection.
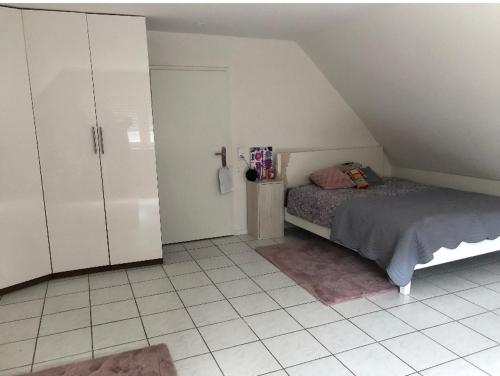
[98,126,104,154]
[91,126,98,154]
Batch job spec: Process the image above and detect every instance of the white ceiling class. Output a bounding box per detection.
[17,3,372,39]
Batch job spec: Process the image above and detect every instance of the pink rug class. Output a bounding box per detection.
[27,344,177,376]
[257,238,396,304]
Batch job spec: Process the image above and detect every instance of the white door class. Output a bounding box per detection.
[23,10,109,272]
[151,68,233,244]
[0,7,51,288]
[87,14,162,264]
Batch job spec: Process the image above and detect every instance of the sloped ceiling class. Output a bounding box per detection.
[298,4,500,180]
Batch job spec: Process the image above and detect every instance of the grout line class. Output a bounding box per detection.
[29,282,49,372]
[87,275,94,359]
[125,271,150,347]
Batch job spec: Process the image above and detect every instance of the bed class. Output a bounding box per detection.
[277,147,500,294]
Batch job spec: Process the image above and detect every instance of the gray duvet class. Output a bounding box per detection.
[331,188,500,286]
[287,179,500,286]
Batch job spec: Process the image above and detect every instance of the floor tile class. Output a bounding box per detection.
[0,317,39,345]
[244,309,301,339]
[92,318,146,349]
[131,278,174,297]
[0,339,35,371]
[482,261,500,274]
[267,286,315,307]
[90,285,133,305]
[183,239,214,250]
[163,243,185,252]
[164,251,193,264]
[408,280,448,300]
[142,308,193,337]
[466,346,500,376]
[46,276,88,298]
[286,356,353,376]
[264,330,329,368]
[337,343,413,376]
[382,332,457,371]
[197,256,234,271]
[187,300,239,327]
[93,340,148,358]
[91,299,138,325]
[175,353,223,376]
[127,265,166,283]
[367,291,416,309]
[39,307,90,336]
[149,329,208,361]
[34,327,91,363]
[264,371,287,376]
[0,366,31,375]
[213,341,280,376]
[461,312,500,342]
[205,266,247,283]
[453,267,500,285]
[0,299,44,323]
[425,273,478,292]
[163,261,201,277]
[33,352,92,372]
[486,281,500,293]
[189,246,223,260]
[286,301,343,328]
[309,320,374,354]
[136,292,183,315]
[89,271,128,290]
[177,285,224,307]
[228,251,264,265]
[423,294,486,320]
[0,284,47,305]
[350,310,414,340]
[331,297,381,318]
[420,358,488,376]
[211,236,241,246]
[43,292,89,315]
[252,272,295,291]
[229,293,280,316]
[218,242,253,255]
[422,322,496,357]
[237,234,256,241]
[246,239,277,249]
[238,260,279,277]
[455,287,500,310]
[170,272,212,290]
[388,302,451,330]
[198,318,257,351]
[217,278,262,298]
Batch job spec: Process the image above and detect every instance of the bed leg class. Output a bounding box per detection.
[399,282,411,295]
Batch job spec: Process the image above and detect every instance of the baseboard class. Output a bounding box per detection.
[0,258,163,296]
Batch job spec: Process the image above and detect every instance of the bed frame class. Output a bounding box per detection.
[277,147,500,295]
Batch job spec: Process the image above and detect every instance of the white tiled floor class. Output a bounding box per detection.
[1,228,500,375]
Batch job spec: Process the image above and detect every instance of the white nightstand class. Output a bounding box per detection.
[246,180,284,240]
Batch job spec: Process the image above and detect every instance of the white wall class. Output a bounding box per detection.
[393,167,500,197]
[147,31,378,234]
[299,4,500,181]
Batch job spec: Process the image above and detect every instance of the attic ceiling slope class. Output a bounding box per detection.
[298,4,500,180]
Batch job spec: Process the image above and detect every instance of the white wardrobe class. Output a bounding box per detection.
[1,7,162,289]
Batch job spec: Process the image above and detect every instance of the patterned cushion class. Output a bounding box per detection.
[310,167,355,190]
[347,168,369,189]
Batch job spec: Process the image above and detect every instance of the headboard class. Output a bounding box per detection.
[277,146,384,188]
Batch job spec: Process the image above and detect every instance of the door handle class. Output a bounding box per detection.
[98,126,104,154]
[215,146,227,167]
[91,126,98,154]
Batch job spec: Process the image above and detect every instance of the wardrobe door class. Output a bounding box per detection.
[0,7,51,289]
[87,14,162,264]
[23,10,109,272]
